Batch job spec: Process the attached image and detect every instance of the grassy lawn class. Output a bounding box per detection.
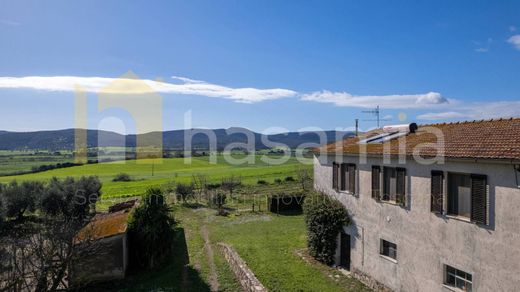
[99,204,370,292]
[0,154,311,198]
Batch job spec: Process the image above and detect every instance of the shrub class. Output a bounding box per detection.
[257,180,268,185]
[284,176,295,182]
[128,188,174,270]
[303,192,349,265]
[112,173,132,182]
[175,182,194,203]
[274,178,282,184]
[206,183,221,190]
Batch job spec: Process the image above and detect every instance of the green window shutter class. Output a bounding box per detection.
[396,168,406,207]
[340,163,347,191]
[471,174,488,225]
[348,164,356,194]
[431,171,444,213]
[372,166,381,201]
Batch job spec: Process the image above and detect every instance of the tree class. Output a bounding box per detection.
[209,191,227,216]
[0,183,5,228]
[1,180,42,220]
[0,177,103,291]
[221,175,241,199]
[303,191,349,265]
[175,182,194,203]
[128,188,174,270]
[192,173,208,201]
[296,166,313,191]
[40,176,101,220]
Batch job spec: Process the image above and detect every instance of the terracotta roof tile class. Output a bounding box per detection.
[75,210,130,242]
[317,117,520,161]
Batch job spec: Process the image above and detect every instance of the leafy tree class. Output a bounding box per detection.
[128,188,174,270]
[0,177,103,291]
[1,181,42,220]
[175,182,194,203]
[40,176,101,220]
[303,191,349,265]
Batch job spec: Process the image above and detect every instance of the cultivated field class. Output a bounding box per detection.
[0,154,312,198]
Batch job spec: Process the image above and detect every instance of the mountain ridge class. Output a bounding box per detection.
[0,128,354,151]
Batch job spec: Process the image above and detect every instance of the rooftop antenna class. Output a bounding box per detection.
[362,105,390,128]
[355,119,359,137]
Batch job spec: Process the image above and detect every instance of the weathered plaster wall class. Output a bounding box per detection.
[314,154,520,292]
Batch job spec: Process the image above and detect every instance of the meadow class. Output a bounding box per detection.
[0,153,312,198]
[97,205,370,292]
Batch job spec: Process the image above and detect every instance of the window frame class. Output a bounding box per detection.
[340,163,356,195]
[444,265,473,292]
[444,171,488,225]
[380,166,406,206]
[379,239,397,261]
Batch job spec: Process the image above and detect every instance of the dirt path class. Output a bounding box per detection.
[201,224,220,291]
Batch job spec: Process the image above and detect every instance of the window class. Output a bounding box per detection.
[431,171,444,213]
[445,265,472,292]
[371,166,381,200]
[332,162,339,191]
[447,173,488,224]
[382,167,406,206]
[340,163,356,194]
[380,239,397,260]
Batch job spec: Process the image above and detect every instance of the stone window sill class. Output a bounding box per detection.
[445,214,472,223]
[442,284,467,292]
[379,254,397,264]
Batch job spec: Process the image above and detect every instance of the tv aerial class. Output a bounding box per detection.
[362,105,391,128]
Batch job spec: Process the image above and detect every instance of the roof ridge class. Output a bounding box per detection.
[419,116,520,127]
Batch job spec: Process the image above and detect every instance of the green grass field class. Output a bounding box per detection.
[100,205,369,292]
[0,154,312,198]
[0,152,74,176]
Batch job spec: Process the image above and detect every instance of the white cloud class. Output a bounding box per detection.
[507,35,520,50]
[300,90,449,109]
[417,101,520,121]
[0,75,297,103]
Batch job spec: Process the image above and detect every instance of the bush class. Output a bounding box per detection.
[112,173,132,182]
[303,192,349,265]
[284,176,295,182]
[128,188,174,270]
[175,182,194,203]
[206,183,221,190]
[257,180,268,185]
[274,178,282,184]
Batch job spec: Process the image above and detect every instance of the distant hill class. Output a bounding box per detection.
[0,128,354,151]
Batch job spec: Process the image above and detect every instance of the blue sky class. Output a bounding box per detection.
[0,0,519,134]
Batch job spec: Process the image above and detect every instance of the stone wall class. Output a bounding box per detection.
[351,268,393,292]
[218,243,267,292]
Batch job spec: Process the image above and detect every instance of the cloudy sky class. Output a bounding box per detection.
[1,0,519,134]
